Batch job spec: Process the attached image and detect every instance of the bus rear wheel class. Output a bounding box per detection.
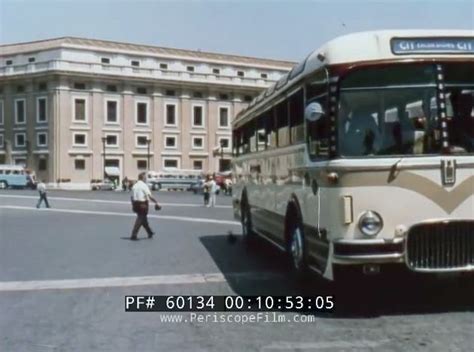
[0,181,7,189]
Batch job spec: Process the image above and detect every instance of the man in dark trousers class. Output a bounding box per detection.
[130,172,160,240]
[36,180,51,208]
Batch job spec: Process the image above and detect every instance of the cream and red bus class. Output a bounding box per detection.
[231,30,473,281]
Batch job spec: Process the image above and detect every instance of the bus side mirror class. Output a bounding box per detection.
[305,102,324,122]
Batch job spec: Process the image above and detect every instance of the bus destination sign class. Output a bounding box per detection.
[391,37,474,55]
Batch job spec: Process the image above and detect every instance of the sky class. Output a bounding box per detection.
[0,0,473,62]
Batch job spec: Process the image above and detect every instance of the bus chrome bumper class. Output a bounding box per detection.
[332,238,405,264]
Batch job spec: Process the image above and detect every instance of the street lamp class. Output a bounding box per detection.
[101,136,107,179]
[146,137,152,171]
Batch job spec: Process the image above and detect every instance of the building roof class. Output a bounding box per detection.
[0,36,296,70]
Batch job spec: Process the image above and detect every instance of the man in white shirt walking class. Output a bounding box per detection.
[36,180,51,209]
[130,172,160,241]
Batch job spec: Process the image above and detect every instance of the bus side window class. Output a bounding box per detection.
[305,70,329,159]
[276,100,289,147]
[256,114,267,151]
[232,131,240,157]
[289,89,305,144]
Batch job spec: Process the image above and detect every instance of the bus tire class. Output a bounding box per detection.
[241,201,255,247]
[0,180,8,189]
[287,216,308,279]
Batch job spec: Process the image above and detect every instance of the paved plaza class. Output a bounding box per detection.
[0,189,473,351]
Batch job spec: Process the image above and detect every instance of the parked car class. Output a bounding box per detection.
[91,178,116,191]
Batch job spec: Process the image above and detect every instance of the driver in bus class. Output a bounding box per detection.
[341,107,381,156]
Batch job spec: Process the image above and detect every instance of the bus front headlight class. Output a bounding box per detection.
[358,211,383,237]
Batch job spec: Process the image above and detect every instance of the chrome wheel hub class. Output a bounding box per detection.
[291,227,303,269]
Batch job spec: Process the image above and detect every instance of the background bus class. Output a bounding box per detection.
[0,165,30,189]
[146,169,202,191]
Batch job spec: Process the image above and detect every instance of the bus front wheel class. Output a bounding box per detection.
[288,218,308,278]
[241,202,255,247]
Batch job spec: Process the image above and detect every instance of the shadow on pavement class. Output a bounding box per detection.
[200,233,474,318]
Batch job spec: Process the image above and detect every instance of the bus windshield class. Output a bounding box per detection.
[337,63,474,157]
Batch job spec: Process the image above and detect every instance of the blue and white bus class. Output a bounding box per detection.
[0,165,29,189]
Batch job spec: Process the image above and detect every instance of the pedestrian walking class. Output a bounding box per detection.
[122,176,129,191]
[203,176,210,206]
[208,175,218,207]
[36,180,51,208]
[130,172,160,241]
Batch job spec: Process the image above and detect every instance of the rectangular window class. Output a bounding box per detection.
[106,100,118,123]
[261,73,268,79]
[165,90,176,96]
[164,159,178,168]
[219,137,230,149]
[6,60,13,65]
[219,93,229,100]
[73,133,87,146]
[74,83,86,90]
[193,160,203,170]
[131,60,140,67]
[136,102,148,125]
[106,84,117,92]
[38,159,47,171]
[289,89,305,144]
[193,92,203,99]
[37,97,47,123]
[244,95,253,102]
[105,134,118,146]
[193,106,204,127]
[15,133,26,147]
[219,107,229,127]
[160,63,168,70]
[165,136,177,148]
[136,135,149,147]
[192,136,204,149]
[38,82,47,91]
[276,101,289,147]
[16,85,25,93]
[137,160,148,170]
[37,132,47,147]
[166,104,177,126]
[136,87,147,95]
[28,57,36,63]
[15,99,26,124]
[74,98,86,122]
[101,57,110,64]
[75,159,85,170]
[0,134,3,148]
[186,66,195,72]
[237,71,245,77]
[0,100,3,125]
[212,68,220,75]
